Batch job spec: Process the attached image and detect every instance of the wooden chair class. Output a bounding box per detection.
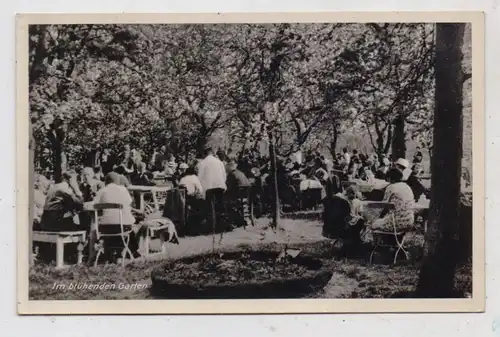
[93,203,134,267]
[140,217,179,256]
[365,202,410,265]
[154,189,169,212]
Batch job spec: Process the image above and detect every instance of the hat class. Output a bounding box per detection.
[395,158,410,169]
[179,163,188,169]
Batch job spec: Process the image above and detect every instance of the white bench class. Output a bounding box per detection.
[32,230,87,268]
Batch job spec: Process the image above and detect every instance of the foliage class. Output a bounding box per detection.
[346,23,436,157]
[29,23,440,172]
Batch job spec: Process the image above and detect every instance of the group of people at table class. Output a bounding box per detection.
[320,147,430,248]
[32,141,430,262]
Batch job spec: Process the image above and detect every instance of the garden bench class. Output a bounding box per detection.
[32,230,87,268]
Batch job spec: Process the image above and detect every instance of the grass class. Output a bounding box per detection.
[29,238,472,300]
[29,261,159,300]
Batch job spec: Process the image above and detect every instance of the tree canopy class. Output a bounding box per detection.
[29,23,439,172]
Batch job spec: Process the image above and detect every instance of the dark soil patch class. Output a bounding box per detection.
[151,249,333,299]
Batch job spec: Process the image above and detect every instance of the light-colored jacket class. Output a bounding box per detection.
[179,174,204,199]
[197,154,227,192]
[93,183,135,225]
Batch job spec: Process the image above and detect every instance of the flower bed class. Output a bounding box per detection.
[150,249,333,299]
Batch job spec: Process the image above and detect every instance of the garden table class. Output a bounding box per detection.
[351,179,389,193]
[128,185,171,213]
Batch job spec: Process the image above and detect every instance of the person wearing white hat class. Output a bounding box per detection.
[395,158,411,181]
[176,162,189,180]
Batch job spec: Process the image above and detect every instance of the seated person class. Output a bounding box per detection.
[315,166,329,182]
[168,162,189,187]
[405,164,430,202]
[375,158,391,180]
[130,162,154,186]
[357,162,375,183]
[176,163,189,180]
[300,173,323,210]
[164,155,177,176]
[179,166,204,199]
[322,186,366,246]
[347,157,361,179]
[80,167,105,202]
[33,174,50,227]
[113,165,131,187]
[226,160,251,191]
[40,170,85,232]
[128,161,155,210]
[79,167,105,230]
[413,146,423,164]
[299,174,323,191]
[371,168,415,232]
[395,158,412,181]
[92,172,141,258]
[226,161,252,227]
[93,166,105,182]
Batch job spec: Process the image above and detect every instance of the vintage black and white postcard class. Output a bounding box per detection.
[16,12,485,314]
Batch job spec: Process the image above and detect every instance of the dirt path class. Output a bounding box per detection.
[144,217,327,261]
[102,217,332,299]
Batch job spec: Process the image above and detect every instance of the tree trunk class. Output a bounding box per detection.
[196,135,208,158]
[416,23,465,298]
[329,122,339,158]
[29,25,46,88]
[268,132,280,230]
[53,146,63,183]
[391,114,407,159]
[383,124,393,155]
[47,124,65,183]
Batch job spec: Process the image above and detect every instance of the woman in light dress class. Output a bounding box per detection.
[371,168,415,232]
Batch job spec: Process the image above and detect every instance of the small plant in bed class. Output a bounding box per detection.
[150,248,333,299]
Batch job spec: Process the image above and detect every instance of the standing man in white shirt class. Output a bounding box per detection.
[341,147,351,171]
[198,145,228,233]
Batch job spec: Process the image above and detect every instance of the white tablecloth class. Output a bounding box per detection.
[350,179,389,192]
